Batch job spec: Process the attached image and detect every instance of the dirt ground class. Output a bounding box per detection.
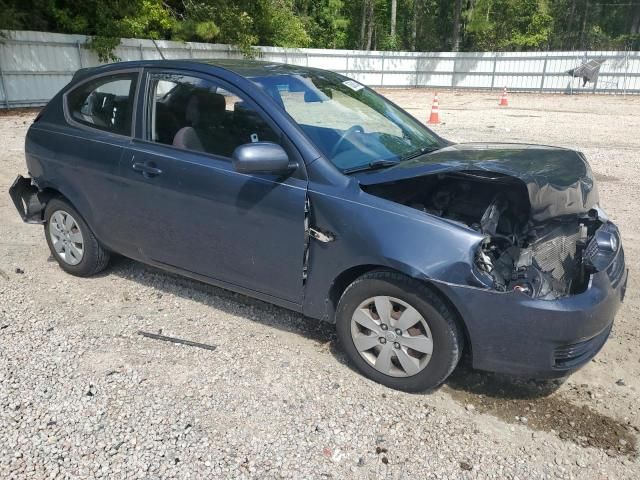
[1,90,640,479]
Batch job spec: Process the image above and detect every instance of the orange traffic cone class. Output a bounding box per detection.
[499,87,509,106]
[427,93,440,124]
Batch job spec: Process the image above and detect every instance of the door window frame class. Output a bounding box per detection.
[137,67,307,180]
[62,68,143,138]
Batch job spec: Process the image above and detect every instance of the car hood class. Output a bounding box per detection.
[353,143,599,222]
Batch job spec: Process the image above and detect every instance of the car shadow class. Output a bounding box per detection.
[445,361,564,399]
[106,255,562,400]
[107,255,336,346]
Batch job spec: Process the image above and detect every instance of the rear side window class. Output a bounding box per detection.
[66,73,138,136]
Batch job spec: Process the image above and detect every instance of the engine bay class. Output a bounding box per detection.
[362,171,603,299]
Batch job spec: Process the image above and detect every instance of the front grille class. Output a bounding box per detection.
[553,325,612,370]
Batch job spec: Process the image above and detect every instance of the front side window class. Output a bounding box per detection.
[147,73,279,158]
[250,72,444,172]
[67,73,138,135]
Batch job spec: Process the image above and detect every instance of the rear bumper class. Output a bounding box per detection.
[8,175,45,224]
[437,246,628,377]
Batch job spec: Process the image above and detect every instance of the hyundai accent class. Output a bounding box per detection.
[9,60,627,391]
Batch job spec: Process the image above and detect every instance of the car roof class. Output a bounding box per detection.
[73,59,328,82]
[200,59,323,78]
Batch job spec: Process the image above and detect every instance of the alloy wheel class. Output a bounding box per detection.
[49,210,84,266]
[350,296,434,377]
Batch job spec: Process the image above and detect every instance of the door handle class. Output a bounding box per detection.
[132,161,163,177]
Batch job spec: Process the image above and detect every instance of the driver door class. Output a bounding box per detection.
[115,70,308,305]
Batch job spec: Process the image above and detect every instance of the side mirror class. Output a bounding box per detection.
[232,142,293,175]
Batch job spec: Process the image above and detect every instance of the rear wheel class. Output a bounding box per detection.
[336,271,463,392]
[44,198,110,277]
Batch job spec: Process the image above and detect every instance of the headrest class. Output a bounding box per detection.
[185,91,226,126]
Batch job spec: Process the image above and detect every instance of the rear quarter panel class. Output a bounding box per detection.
[26,94,131,251]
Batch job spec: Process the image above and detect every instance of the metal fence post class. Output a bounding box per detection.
[76,40,84,68]
[540,55,548,92]
[623,50,628,96]
[490,54,498,91]
[570,53,577,95]
[139,43,144,60]
[590,51,598,94]
[451,54,457,90]
[380,52,385,87]
[0,60,9,108]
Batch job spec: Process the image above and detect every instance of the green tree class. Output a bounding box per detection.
[254,0,310,47]
[295,0,349,49]
[466,0,552,51]
[1,0,639,54]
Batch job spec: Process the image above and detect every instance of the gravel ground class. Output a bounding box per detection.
[1,90,640,479]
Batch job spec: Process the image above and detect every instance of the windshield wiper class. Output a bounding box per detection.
[344,159,400,174]
[400,146,441,162]
[369,159,400,168]
[343,146,442,174]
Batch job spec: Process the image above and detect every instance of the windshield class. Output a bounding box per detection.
[250,71,443,172]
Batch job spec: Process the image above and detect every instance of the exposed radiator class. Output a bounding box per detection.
[531,223,585,283]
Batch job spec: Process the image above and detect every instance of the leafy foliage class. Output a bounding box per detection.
[1,0,639,58]
[466,0,553,50]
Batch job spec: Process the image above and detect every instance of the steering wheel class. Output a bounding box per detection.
[329,125,365,159]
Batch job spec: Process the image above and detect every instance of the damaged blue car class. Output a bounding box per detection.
[9,60,628,391]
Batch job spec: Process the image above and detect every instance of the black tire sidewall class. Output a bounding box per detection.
[336,272,462,392]
[44,199,102,277]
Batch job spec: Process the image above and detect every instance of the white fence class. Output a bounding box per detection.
[1,30,640,108]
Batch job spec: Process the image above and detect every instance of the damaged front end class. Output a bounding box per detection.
[352,143,625,376]
[360,146,620,300]
[473,207,616,299]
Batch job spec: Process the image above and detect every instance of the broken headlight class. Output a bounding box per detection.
[583,223,620,272]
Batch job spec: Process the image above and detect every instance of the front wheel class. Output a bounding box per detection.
[44,198,110,277]
[336,271,463,392]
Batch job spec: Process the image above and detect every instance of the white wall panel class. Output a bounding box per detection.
[1,30,638,108]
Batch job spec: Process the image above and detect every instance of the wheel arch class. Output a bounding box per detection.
[421,279,473,362]
[37,184,95,231]
[326,264,381,322]
[326,264,473,359]
[37,187,74,221]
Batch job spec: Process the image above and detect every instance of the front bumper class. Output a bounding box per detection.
[437,245,628,377]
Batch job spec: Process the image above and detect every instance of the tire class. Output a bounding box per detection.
[44,198,110,277]
[336,270,463,392]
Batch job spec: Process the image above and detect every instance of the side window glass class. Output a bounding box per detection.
[67,73,137,135]
[148,73,279,158]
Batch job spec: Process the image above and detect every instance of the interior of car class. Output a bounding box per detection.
[70,78,135,136]
[151,79,279,157]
